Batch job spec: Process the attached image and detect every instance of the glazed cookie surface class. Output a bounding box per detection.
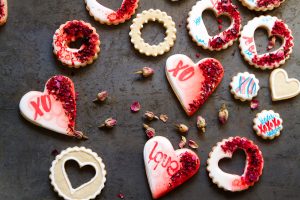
[85,0,139,25]
[187,0,242,51]
[239,0,285,11]
[50,147,106,200]
[207,136,264,191]
[0,0,7,25]
[239,16,294,70]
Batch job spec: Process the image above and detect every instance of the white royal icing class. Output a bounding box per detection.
[85,0,115,24]
[239,0,285,11]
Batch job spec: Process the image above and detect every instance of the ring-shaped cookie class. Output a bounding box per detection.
[239,0,286,11]
[85,0,139,25]
[50,147,106,200]
[207,136,264,192]
[129,9,177,56]
[187,0,242,51]
[53,20,100,68]
[239,16,294,70]
[0,0,8,25]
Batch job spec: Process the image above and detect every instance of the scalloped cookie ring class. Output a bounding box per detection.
[85,0,139,25]
[187,0,242,51]
[50,147,106,200]
[239,16,294,70]
[239,0,286,12]
[0,0,8,25]
[129,9,177,56]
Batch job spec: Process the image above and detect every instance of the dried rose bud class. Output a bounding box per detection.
[196,116,206,133]
[74,130,88,139]
[267,36,276,51]
[144,111,158,121]
[250,99,259,110]
[188,140,199,149]
[179,136,187,149]
[117,193,125,199]
[99,117,117,128]
[159,114,168,123]
[175,123,189,133]
[134,67,154,78]
[131,101,141,112]
[93,91,108,102]
[218,104,229,125]
[143,124,155,138]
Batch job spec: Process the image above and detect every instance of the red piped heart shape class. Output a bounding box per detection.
[166,54,224,116]
[144,136,200,199]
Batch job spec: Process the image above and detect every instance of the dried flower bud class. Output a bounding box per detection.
[188,140,199,149]
[218,104,229,125]
[175,123,189,133]
[117,193,125,199]
[144,111,158,121]
[131,101,141,112]
[143,124,155,138]
[250,99,259,110]
[73,130,88,139]
[99,117,117,128]
[159,114,168,123]
[196,116,206,133]
[93,91,108,102]
[179,136,187,149]
[134,67,154,78]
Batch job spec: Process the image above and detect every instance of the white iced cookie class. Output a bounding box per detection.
[187,0,242,51]
[0,0,8,25]
[240,16,294,70]
[85,0,139,25]
[50,147,106,200]
[230,72,260,101]
[129,9,176,56]
[270,68,300,101]
[253,110,283,139]
[239,0,286,11]
[207,136,264,192]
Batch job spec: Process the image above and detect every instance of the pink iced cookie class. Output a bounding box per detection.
[144,136,200,199]
[0,0,8,25]
[166,54,224,116]
[19,75,86,139]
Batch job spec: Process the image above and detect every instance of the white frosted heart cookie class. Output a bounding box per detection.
[85,0,139,25]
[129,9,176,56]
[187,0,242,51]
[50,147,106,200]
[239,0,286,11]
[144,136,200,199]
[253,110,283,139]
[0,0,8,25]
[270,68,300,101]
[207,136,264,191]
[230,72,260,101]
[239,16,294,70]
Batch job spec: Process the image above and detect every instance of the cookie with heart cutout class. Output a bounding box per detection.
[187,0,242,51]
[19,75,87,139]
[239,0,286,11]
[0,0,8,25]
[239,15,294,70]
[270,68,300,101]
[85,0,139,25]
[144,136,200,199]
[50,147,106,200]
[166,54,224,116]
[207,136,264,192]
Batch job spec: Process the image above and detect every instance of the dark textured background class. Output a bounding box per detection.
[0,0,299,199]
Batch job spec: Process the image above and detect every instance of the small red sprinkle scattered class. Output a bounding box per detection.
[117,193,125,199]
[218,25,222,31]
[195,53,201,58]
[217,19,223,24]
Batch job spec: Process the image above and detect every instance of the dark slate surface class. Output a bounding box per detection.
[0,0,299,199]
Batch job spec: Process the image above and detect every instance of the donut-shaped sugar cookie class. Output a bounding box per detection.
[129,9,177,56]
[207,137,264,192]
[239,0,285,11]
[85,0,139,25]
[187,0,242,51]
[0,0,8,25]
[240,16,294,70]
[53,20,100,68]
[50,147,106,200]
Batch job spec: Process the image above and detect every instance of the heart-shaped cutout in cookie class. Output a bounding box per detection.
[166,54,224,116]
[19,75,85,138]
[144,136,200,199]
[270,68,300,101]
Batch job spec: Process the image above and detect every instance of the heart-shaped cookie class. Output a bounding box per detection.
[0,0,8,26]
[144,136,200,199]
[270,68,300,101]
[166,54,224,116]
[19,75,85,138]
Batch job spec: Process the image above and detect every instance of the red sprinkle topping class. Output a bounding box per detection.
[46,75,76,134]
[256,0,283,8]
[208,0,241,50]
[188,59,224,114]
[0,1,4,18]
[221,137,263,186]
[107,0,139,23]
